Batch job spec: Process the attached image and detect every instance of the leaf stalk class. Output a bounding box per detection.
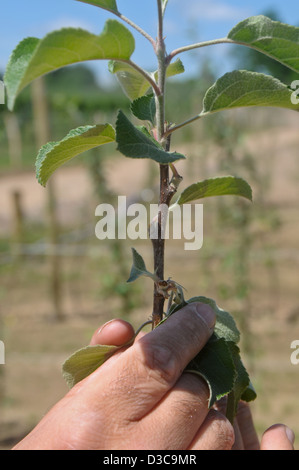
[113,11,156,47]
[168,37,232,61]
[164,114,203,138]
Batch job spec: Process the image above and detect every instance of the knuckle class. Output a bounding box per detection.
[218,420,235,450]
[135,339,180,386]
[208,410,235,450]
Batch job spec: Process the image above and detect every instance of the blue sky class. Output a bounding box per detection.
[1,0,299,84]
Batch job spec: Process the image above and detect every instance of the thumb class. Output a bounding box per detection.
[260,424,295,450]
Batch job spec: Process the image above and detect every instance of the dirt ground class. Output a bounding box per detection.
[1,112,299,450]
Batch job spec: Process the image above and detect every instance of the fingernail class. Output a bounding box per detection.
[97,319,116,336]
[193,303,216,330]
[285,426,295,445]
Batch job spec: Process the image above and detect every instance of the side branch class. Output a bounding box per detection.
[163,114,203,138]
[168,36,286,68]
[168,37,232,61]
[113,11,156,47]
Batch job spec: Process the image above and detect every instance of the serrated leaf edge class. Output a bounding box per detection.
[36,123,115,186]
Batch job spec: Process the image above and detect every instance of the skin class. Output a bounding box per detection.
[12,303,295,450]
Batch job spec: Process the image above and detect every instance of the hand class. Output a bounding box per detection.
[12,302,295,450]
[13,302,236,450]
[260,424,295,450]
[215,392,295,450]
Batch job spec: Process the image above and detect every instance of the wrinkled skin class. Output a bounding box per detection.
[13,303,295,450]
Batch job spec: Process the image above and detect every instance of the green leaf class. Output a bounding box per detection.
[76,0,119,13]
[109,61,152,101]
[127,248,158,283]
[62,343,122,388]
[228,15,299,74]
[115,110,185,164]
[241,381,257,403]
[167,58,185,76]
[187,335,237,407]
[163,58,185,79]
[109,58,184,101]
[36,124,115,186]
[201,70,299,117]
[4,19,135,110]
[176,176,253,205]
[164,296,240,343]
[158,296,256,414]
[225,343,252,419]
[131,94,156,124]
[186,296,240,344]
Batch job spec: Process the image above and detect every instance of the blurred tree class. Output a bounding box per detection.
[0,64,131,170]
[46,64,99,93]
[45,64,130,116]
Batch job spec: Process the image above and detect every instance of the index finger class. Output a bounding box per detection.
[88,302,215,421]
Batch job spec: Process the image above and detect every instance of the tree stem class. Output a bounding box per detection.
[225,390,236,425]
[151,0,168,328]
[152,164,169,327]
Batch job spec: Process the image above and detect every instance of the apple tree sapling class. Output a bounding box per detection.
[4,0,299,423]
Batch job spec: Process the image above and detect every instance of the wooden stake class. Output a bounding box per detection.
[31,78,64,321]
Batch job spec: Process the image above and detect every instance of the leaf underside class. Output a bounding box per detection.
[108,61,151,101]
[62,344,121,388]
[109,58,184,101]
